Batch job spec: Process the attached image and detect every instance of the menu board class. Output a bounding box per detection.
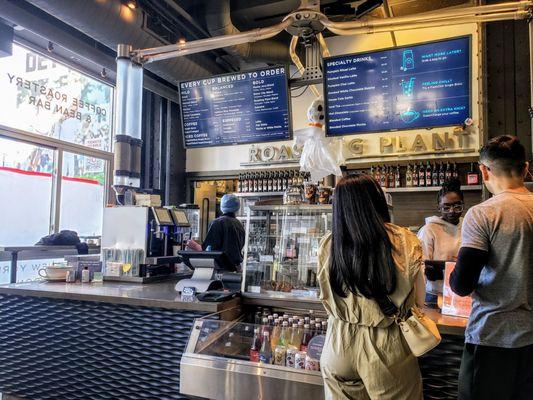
[324,36,471,135]
[179,66,291,148]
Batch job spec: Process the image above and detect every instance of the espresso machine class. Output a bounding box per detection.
[101,206,191,283]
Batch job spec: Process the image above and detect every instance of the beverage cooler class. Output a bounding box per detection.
[180,205,334,399]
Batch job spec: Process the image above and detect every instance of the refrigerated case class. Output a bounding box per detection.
[242,205,333,299]
[180,316,325,400]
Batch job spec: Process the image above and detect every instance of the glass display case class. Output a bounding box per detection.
[242,205,332,298]
[180,315,325,400]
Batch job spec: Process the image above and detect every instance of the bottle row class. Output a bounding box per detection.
[369,162,480,188]
[249,314,326,370]
[237,170,311,193]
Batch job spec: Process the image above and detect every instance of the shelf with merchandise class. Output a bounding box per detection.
[384,185,482,193]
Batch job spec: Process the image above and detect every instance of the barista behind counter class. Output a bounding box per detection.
[187,194,245,271]
[417,179,464,308]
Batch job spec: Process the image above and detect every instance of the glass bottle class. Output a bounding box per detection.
[290,322,303,349]
[425,161,432,187]
[445,162,452,182]
[432,163,438,187]
[405,164,413,187]
[250,327,262,362]
[467,162,479,185]
[259,331,272,364]
[268,172,274,192]
[380,166,387,188]
[300,323,311,352]
[452,163,459,180]
[394,165,401,188]
[438,163,445,186]
[418,162,425,187]
[375,165,381,184]
[279,321,289,347]
[271,319,281,348]
[412,163,419,187]
[370,165,375,180]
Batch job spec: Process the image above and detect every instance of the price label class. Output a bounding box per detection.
[259,255,274,262]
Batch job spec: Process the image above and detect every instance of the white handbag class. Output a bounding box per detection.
[396,306,441,357]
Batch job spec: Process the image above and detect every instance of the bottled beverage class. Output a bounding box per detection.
[370,165,375,180]
[274,345,286,366]
[375,165,381,184]
[282,171,288,190]
[412,163,419,187]
[438,163,445,186]
[418,162,425,187]
[452,163,459,180]
[268,172,274,192]
[272,313,279,319]
[315,322,322,335]
[259,331,272,364]
[301,324,312,352]
[289,323,302,349]
[387,166,394,188]
[445,162,452,182]
[272,171,278,192]
[267,315,274,326]
[405,164,413,187]
[254,311,262,325]
[251,172,256,192]
[271,319,281,348]
[380,166,387,188]
[467,163,479,185]
[238,174,242,193]
[394,165,401,188]
[250,327,262,362]
[432,163,438,187]
[321,320,328,333]
[279,321,289,347]
[259,172,265,192]
[425,161,432,187]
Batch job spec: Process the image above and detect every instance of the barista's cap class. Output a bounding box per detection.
[221,194,240,214]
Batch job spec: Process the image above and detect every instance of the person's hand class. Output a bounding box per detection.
[186,240,202,252]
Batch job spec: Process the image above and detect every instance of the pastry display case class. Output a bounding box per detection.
[241,205,333,299]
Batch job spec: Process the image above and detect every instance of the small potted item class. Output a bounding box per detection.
[304,182,317,204]
[317,186,332,204]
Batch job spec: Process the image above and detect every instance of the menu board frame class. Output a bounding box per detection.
[178,65,293,148]
[323,35,472,136]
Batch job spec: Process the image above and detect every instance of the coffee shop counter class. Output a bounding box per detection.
[0,280,241,400]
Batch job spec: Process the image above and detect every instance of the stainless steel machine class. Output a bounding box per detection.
[101,206,191,283]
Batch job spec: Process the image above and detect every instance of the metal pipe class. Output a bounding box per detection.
[326,11,530,36]
[322,1,531,29]
[530,19,533,158]
[289,36,321,98]
[137,18,292,59]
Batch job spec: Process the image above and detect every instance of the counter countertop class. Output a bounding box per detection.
[0,280,240,313]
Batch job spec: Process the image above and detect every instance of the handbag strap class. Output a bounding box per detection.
[374,293,400,318]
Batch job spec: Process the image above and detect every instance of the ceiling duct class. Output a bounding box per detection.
[205,0,290,64]
[22,0,223,84]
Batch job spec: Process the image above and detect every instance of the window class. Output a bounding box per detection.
[0,44,113,152]
[0,137,54,246]
[0,43,114,283]
[60,152,107,238]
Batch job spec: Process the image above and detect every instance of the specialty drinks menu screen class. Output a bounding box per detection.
[324,36,471,135]
[180,66,291,147]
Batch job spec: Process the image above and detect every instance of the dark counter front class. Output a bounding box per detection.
[0,281,240,400]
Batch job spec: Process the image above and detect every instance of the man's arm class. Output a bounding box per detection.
[450,247,489,296]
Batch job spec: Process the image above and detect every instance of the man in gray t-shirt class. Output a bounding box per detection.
[451,135,533,400]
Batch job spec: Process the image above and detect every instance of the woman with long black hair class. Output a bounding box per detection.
[318,174,426,400]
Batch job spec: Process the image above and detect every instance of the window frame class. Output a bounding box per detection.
[0,125,114,237]
[0,40,115,239]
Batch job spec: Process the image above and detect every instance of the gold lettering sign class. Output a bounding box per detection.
[411,134,427,152]
[348,138,364,155]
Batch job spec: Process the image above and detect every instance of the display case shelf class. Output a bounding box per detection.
[385,185,482,193]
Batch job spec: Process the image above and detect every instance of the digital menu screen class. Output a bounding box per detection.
[324,36,471,135]
[179,66,291,148]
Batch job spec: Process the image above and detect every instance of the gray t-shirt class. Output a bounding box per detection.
[461,190,533,348]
